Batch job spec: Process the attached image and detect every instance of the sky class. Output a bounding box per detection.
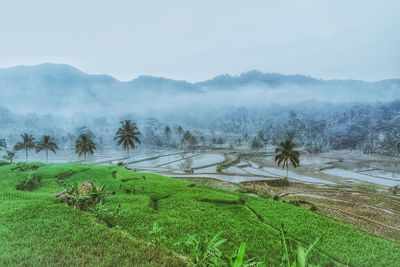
[0,0,399,82]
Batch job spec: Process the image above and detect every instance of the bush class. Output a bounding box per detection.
[273,195,280,201]
[289,200,301,206]
[175,232,227,266]
[56,180,108,210]
[310,204,318,211]
[391,185,399,196]
[266,178,289,187]
[216,164,222,173]
[90,202,125,227]
[179,158,193,170]
[117,162,125,166]
[16,172,41,191]
[149,221,166,247]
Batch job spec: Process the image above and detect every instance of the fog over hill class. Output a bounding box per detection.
[1,63,399,118]
[2,63,400,154]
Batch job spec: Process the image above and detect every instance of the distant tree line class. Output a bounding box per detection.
[0,120,142,163]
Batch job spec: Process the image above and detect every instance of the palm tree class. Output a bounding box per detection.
[176,125,184,136]
[114,120,141,158]
[275,139,300,178]
[75,134,96,160]
[164,125,171,144]
[217,137,224,148]
[199,136,206,147]
[212,138,217,147]
[36,135,59,162]
[14,133,35,161]
[164,125,171,136]
[0,138,6,152]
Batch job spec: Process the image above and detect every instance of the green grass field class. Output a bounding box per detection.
[1,162,400,266]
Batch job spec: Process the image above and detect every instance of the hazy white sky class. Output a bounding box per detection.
[0,0,399,81]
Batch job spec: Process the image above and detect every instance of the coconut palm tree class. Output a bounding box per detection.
[176,125,184,136]
[0,138,6,152]
[75,134,96,160]
[164,125,171,136]
[275,139,300,178]
[36,135,59,162]
[164,125,171,144]
[14,133,35,161]
[114,120,141,158]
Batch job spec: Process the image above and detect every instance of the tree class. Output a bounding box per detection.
[2,150,16,163]
[251,137,262,150]
[114,120,141,158]
[14,133,35,161]
[199,136,206,147]
[75,134,96,160]
[0,138,6,151]
[217,137,224,148]
[164,125,171,145]
[212,138,217,147]
[257,131,268,146]
[181,131,192,149]
[275,139,300,178]
[36,135,59,162]
[188,135,198,150]
[243,133,249,143]
[176,125,184,136]
[235,138,242,147]
[164,125,171,136]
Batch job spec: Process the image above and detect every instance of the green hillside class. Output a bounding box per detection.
[1,162,399,266]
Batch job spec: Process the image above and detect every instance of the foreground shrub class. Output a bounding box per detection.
[230,242,260,267]
[16,172,41,191]
[56,180,107,210]
[280,223,320,267]
[176,232,227,266]
[149,221,166,247]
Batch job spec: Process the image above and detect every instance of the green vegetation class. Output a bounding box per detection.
[1,163,400,266]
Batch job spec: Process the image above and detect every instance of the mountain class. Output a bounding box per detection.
[196,70,320,88]
[0,63,399,116]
